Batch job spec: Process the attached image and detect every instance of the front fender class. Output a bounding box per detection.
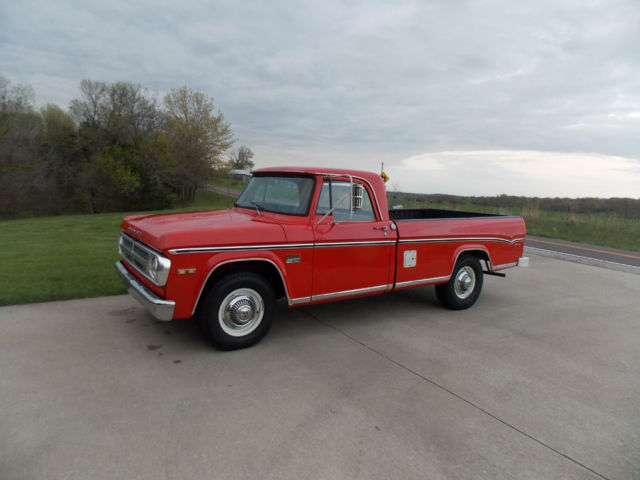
[182,249,310,318]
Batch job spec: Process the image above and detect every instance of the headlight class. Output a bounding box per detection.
[148,254,171,286]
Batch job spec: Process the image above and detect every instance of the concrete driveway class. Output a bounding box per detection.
[1,251,638,480]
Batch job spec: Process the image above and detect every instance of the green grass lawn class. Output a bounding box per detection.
[522,210,640,251]
[0,190,235,306]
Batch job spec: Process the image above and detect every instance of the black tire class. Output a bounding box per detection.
[435,255,483,310]
[198,272,275,350]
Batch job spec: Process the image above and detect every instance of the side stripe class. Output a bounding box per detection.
[171,237,522,255]
[314,240,396,248]
[170,243,314,255]
[399,237,524,245]
[170,240,394,254]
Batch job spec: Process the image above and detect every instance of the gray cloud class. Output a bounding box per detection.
[1,0,639,196]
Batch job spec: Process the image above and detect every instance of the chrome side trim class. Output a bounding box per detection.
[399,237,524,245]
[191,258,294,316]
[289,296,312,305]
[172,236,523,255]
[170,240,396,254]
[170,243,314,255]
[492,262,518,271]
[115,261,175,321]
[395,275,450,288]
[311,284,391,302]
[315,240,396,248]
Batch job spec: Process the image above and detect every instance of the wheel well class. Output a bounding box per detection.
[456,249,490,269]
[196,260,287,315]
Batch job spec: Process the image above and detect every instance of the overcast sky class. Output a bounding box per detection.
[2,0,639,197]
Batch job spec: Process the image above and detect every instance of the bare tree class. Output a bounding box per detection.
[0,75,35,114]
[70,80,161,149]
[227,145,255,171]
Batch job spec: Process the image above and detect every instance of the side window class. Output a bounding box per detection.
[315,182,332,213]
[315,180,376,222]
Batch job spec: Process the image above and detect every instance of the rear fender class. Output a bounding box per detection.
[451,246,492,273]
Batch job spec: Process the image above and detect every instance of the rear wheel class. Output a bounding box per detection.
[436,255,483,310]
[198,272,275,350]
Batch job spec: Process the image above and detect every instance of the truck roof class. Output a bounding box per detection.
[252,166,390,220]
[252,166,383,185]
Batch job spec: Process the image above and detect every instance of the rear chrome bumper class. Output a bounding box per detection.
[517,257,530,267]
[115,261,175,321]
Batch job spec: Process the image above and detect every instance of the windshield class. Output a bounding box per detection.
[235,175,315,216]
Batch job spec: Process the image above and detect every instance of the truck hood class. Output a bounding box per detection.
[121,209,286,252]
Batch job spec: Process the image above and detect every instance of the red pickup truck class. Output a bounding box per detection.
[116,167,528,350]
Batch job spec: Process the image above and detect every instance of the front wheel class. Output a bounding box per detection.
[435,255,483,310]
[198,272,275,350]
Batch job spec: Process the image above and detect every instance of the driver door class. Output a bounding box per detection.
[311,179,396,300]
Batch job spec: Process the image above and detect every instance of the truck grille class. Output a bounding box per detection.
[119,233,155,277]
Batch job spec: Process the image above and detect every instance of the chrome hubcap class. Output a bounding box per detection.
[219,288,264,337]
[454,266,476,299]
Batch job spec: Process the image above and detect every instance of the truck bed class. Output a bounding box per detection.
[389,208,502,221]
[389,208,527,288]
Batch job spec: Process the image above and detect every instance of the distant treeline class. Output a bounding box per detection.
[3,75,638,221]
[391,193,640,219]
[0,75,235,219]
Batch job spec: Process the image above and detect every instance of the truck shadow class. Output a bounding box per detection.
[122,287,442,352]
[269,286,443,340]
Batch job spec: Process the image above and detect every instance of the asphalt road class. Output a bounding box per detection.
[526,235,640,269]
[1,252,639,480]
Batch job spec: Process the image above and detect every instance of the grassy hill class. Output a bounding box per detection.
[387,191,640,252]
[0,190,234,306]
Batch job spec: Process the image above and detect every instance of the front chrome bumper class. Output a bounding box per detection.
[517,256,530,267]
[114,261,175,321]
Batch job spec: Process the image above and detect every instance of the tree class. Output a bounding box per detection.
[1,76,238,217]
[0,75,35,114]
[0,76,49,217]
[227,145,254,171]
[70,79,172,212]
[40,104,83,212]
[70,79,162,151]
[163,86,234,201]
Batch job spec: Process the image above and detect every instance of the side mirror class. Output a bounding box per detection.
[351,183,363,212]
